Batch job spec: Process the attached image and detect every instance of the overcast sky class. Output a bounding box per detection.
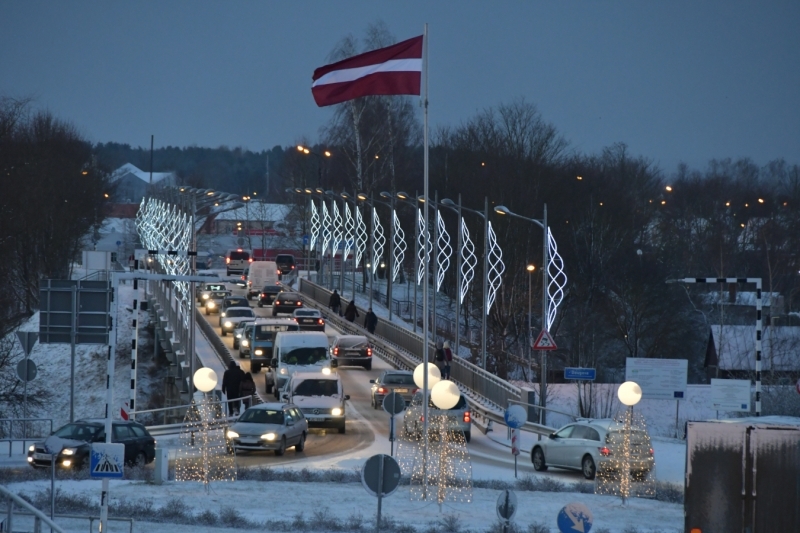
[2,1,798,172]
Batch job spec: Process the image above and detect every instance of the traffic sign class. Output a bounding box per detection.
[90,443,125,479]
[532,329,557,350]
[15,331,38,355]
[557,502,593,533]
[496,490,517,521]
[564,368,596,381]
[16,359,37,382]
[362,454,401,497]
[382,392,406,416]
[504,405,527,429]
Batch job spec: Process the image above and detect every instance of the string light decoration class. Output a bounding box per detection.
[546,228,567,330]
[417,208,432,284]
[396,394,473,505]
[354,205,367,266]
[343,202,354,268]
[321,201,332,261]
[309,200,320,251]
[459,217,476,304]
[174,395,237,492]
[392,209,407,282]
[435,210,452,291]
[371,207,385,275]
[486,221,505,313]
[331,201,343,261]
[595,383,656,502]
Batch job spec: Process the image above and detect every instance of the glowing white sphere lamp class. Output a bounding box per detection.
[431,380,460,409]
[193,368,218,393]
[413,362,441,390]
[617,381,642,406]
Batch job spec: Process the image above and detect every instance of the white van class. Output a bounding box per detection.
[269,331,331,397]
[225,248,252,276]
[282,371,348,434]
[247,261,279,299]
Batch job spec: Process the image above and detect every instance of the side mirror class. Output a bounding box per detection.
[344,395,350,401]
[271,359,278,368]
[369,379,375,384]
[548,433,557,440]
[281,393,289,401]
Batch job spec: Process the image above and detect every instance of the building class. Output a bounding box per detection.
[707,324,800,382]
[109,163,177,204]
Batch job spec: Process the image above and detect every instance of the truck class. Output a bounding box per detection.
[268,331,331,397]
[246,261,279,299]
[248,318,298,374]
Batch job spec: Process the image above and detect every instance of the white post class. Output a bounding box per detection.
[421,22,430,500]
[100,272,119,533]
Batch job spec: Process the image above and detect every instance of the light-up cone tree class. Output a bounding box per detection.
[175,369,236,492]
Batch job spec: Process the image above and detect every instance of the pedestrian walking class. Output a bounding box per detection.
[442,341,453,380]
[239,372,256,410]
[128,254,135,272]
[434,340,445,374]
[221,361,245,416]
[364,308,378,334]
[329,289,342,316]
[344,300,359,322]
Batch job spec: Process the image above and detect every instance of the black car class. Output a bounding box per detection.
[27,420,156,469]
[272,292,303,316]
[258,284,283,307]
[275,254,296,278]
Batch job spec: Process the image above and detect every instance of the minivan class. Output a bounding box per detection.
[247,261,279,299]
[275,254,296,278]
[268,331,332,397]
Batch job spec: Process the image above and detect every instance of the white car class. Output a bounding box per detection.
[219,307,255,336]
[281,371,349,434]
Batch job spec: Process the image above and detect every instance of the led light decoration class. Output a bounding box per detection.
[343,202,355,267]
[392,209,406,282]
[321,201,332,259]
[331,201,343,260]
[546,227,567,330]
[486,221,505,313]
[354,205,367,266]
[309,200,320,251]
[175,395,237,491]
[459,217,476,304]
[594,408,656,502]
[371,207,385,275]
[435,210,452,291]
[417,208,432,284]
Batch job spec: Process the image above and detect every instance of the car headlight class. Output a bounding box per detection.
[321,367,331,375]
[62,448,76,456]
[261,433,277,441]
[208,302,215,308]
[203,294,209,299]
[279,367,287,375]
[28,445,35,452]
[221,312,226,317]
[255,349,263,356]
[331,407,343,416]
[242,340,249,347]
[224,321,232,328]
[226,430,239,439]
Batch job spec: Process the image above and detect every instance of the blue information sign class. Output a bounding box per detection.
[564,368,596,381]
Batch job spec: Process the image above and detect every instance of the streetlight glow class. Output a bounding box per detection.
[665,185,673,192]
[758,198,764,203]
[526,264,535,272]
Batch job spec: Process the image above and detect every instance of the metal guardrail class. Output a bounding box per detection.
[1,418,53,457]
[9,511,134,533]
[1,485,66,533]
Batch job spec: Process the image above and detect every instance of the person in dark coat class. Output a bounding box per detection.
[344,300,359,322]
[442,341,453,380]
[364,308,378,334]
[221,361,245,416]
[434,340,445,374]
[239,372,256,410]
[329,289,342,315]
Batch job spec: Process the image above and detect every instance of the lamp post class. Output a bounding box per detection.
[395,191,419,332]
[617,381,643,505]
[439,195,465,357]
[526,264,535,382]
[494,204,549,423]
[296,145,331,188]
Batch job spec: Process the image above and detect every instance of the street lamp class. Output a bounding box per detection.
[394,191,420,332]
[617,381,642,505]
[526,264,535,382]
[357,192,393,314]
[297,145,332,188]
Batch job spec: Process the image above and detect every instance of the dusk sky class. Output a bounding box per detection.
[2,1,798,173]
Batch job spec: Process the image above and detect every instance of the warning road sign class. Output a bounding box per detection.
[90,443,125,479]
[532,329,557,350]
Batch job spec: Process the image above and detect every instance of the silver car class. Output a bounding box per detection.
[531,419,655,480]
[369,370,416,409]
[404,391,471,443]
[238,323,256,357]
[219,307,255,336]
[225,402,307,456]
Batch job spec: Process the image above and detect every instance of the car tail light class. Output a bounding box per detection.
[463,411,471,423]
[226,258,231,264]
[598,447,612,456]
[377,387,387,394]
[333,347,339,356]
[419,415,425,422]
[366,347,373,357]
[249,258,253,263]
[276,270,281,275]
[296,301,302,305]
[412,388,419,395]
[291,265,295,269]
[649,448,654,456]
[317,319,324,325]
[260,293,265,298]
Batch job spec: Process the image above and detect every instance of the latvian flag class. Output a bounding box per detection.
[312,35,423,107]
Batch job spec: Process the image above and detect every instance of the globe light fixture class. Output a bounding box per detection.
[413,362,441,390]
[617,381,642,406]
[193,368,218,393]
[431,380,460,409]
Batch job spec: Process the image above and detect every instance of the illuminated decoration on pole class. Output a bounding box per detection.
[546,228,567,330]
[435,210,451,291]
[354,205,367,266]
[392,209,406,282]
[331,201,343,261]
[371,207,385,275]
[309,199,320,251]
[459,217,476,304]
[486,221,505,313]
[417,208,431,284]
[343,202,354,267]
[321,201,332,260]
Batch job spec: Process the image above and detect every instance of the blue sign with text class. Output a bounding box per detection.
[564,368,596,381]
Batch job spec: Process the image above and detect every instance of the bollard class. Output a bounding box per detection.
[154,448,169,485]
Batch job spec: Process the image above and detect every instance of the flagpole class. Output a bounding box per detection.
[421,22,430,501]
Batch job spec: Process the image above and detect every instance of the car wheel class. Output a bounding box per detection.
[271,309,278,317]
[582,455,596,480]
[532,447,548,471]
[464,430,471,443]
[221,330,227,337]
[275,437,286,456]
[234,340,239,349]
[134,452,147,467]
[363,360,372,370]
[205,310,209,315]
[252,363,260,373]
[338,423,346,434]
[295,433,306,452]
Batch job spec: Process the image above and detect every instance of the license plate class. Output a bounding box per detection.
[33,453,51,460]
[306,416,324,422]
[301,319,314,323]
[239,438,259,445]
[395,388,408,393]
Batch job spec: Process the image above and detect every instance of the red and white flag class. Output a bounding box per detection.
[312,35,423,107]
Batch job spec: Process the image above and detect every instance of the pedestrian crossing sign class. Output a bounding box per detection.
[90,443,125,479]
[532,330,557,350]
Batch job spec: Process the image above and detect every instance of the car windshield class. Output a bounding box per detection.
[53,423,102,440]
[283,347,328,366]
[239,409,284,424]
[210,291,229,299]
[226,309,252,318]
[383,374,415,385]
[229,251,250,261]
[338,337,368,348]
[205,284,225,291]
[293,379,338,396]
[276,256,294,265]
